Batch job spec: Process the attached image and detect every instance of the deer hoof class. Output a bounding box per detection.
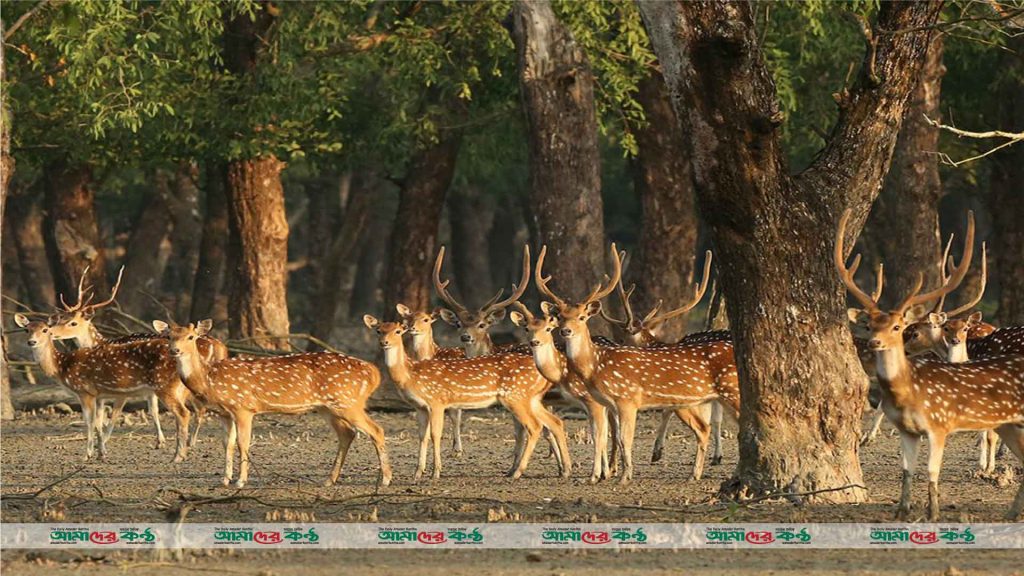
[221,477,232,487]
[322,478,336,488]
[379,475,393,488]
[234,479,246,489]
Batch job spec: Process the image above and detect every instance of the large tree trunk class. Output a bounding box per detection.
[225,156,290,348]
[303,172,347,326]
[43,161,107,301]
[349,197,393,318]
[864,35,946,309]
[308,171,374,349]
[989,36,1024,326]
[7,182,56,309]
[120,171,173,315]
[165,161,203,319]
[448,185,496,305]
[190,162,229,325]
[382,134,461,313]
[639,0,941,501]
[512,0,606,327]
[488,193,522,291]
[630,69,699,340]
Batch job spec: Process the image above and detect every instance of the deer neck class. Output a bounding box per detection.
[873,344,916,404]
[463,334,493,358]
[383,342,412,385]
[564,329,599,381]
[409,331,439,361]
[947,343,969,364]
[33,340,65,379]
[532,341,566,384]
[173,350,211,398]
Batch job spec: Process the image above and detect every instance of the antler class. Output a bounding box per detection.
[481,245,531,315]
[599,251,634,327]
[432,246,469,314]
[644,250,714,327]
[930,234,955,314]
[59,265,94,312]
[835,210,882,314]
[82,266,125,314]
[511,301,535,322]
[582,243,623,304]
[945,242,987,318]
[896,211,975,313]
[534,245,567,309]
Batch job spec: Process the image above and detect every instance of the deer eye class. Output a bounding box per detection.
[892,325,900,332]
[42,328,48,333]
[70,321,78,327]
[189,335,195,340]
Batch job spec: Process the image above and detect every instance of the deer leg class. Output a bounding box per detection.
[984,430,999,473]
[585,400,606,484]
[861,409,886,447]
[102,398,128,444]
[607,406,620,478]
[533,398,572,478]
[505,403,542,480]
[189,400,204,448]
[165,392,192,463]
[324,414,356,487]
[449,409,464,457]
[80,395,98,461]
[221,416,237,487]
[710,401,724,465]
[429,407,446,480]
[414,408,430,481]
[675,406,711,481]
[148,394,166,449]
[994,424,1024,520]
[925,432,947,522]
[617,403,638,485]
[234,411,254,488]
[508,419,526,477]
[896,432,921,520]
[347,409,392,488]
[651,411,672,464]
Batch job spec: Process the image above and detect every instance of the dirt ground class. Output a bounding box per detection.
[2,384,1023,574]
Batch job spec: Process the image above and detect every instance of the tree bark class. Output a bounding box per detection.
[308,171,374,349]
[225,156,290,348]
[864,35,946,309]
[631,69,699,340]
[190,162,229,325]
[165,161,204,319]
[120,171,173,316]
[383,133,462,313]
[512,0,607,325]
[43,161,107,302]
[7,182,56,309]
[989,36,1024,326]
[638,0,941,501]
[2,23,16,419]
[488,193,522,291]
[448,185,496,305]
[304,172,347,325]
[349,197,393,318]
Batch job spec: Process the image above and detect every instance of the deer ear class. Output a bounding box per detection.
[486,308,507,323]
[905,304,930,324]
[395,303,412,318]
[540,301,559,317]
[968,311,983,324]
[14,313,30,328]
[362,315,379,330]
[430,308,442,320]
[152,320,169,334]
[846,308,867,325]
[196,319,213,335]
[509,311,526,327]
[928,312,947,326]
[438,308,459,326]
[585,300,602,317]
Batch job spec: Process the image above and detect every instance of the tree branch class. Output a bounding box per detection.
[924,114,1024,167]
[3,0,60,42]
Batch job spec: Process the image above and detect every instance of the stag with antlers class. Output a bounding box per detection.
[536,244,740,483]
[836,210,1024,521]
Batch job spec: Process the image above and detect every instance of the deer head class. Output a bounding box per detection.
[534,243,622,344]
[396,304,441,337]
[509,302,559,350]
[15,313,52,350]
[433,245,530,349]
[51,266,125,343]
[836,209,975,354]
[363,315,406,351]
[153,319,213,360]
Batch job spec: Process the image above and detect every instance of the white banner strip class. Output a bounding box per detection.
[2,523,1022,549]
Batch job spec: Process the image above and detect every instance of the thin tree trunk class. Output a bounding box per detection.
[448,185,496,305]
[865,35,946,309]
[631,69,699,340]
[43,161,107,301]
[304,172,347,326]
[7,182,55,309]
[512,0,607,330]
[165,161,203,319]
[120,171,173,315]
[989,36,1024,326]
[308,172,374,349]
[639,0,941,501]
[1,23,15,419]
[383,134,462,313]
[225,156,291,348]
[349,199,392,318]
[190,162,229,325]
[488,193,520,291]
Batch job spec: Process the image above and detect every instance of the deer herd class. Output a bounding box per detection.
[10,210,1024,521]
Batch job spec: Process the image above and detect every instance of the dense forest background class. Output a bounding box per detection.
[1,0,1022,497]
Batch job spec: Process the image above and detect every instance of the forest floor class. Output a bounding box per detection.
[2,383,1022,574]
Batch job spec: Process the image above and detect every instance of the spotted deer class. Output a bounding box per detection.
[49,266,227,450]
[836,209,1024,521]
[536,244,741,483]
[363,315,571,480]
[15,313,192,462]
[415,245,532,454]
[599,252,729,474]
[155,319,392,488]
